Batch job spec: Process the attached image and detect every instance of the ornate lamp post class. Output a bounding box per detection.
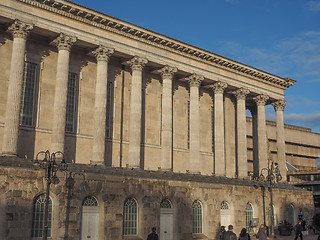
[33,150,67,240]
[258,159,282,237]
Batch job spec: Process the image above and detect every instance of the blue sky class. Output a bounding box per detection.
[72,0,320,133]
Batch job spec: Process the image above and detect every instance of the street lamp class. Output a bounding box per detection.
[33,150,67,240]
[258,159,282,238]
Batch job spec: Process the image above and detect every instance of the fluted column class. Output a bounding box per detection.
[272,100,287,181]
[212,81,228,176]
[233,88,250,178]
[92,46,114,165]
[51,33,76,153]
[2,20,33,156]
[128,56,148,168]
[186,74,204,173]
[160,65,177,171]
[253,94,269,174]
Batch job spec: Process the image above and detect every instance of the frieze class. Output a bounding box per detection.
[16,0,295,89]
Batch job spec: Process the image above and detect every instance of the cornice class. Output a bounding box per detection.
[15,0,295,89]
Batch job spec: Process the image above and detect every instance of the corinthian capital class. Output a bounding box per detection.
[233,88,250,100]
[52,33,77,51]
[93,45,114,62]
[186,73,204,87]
[129,56,148,71]
[272,99,287,111]
[253,94,269,106]
[160,65,177,80]
[211,81,228,94]
[8,20,33,39]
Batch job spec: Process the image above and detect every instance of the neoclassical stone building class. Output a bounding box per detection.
[0,0,319,239]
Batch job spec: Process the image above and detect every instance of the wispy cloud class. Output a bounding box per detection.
[306,1,320,12]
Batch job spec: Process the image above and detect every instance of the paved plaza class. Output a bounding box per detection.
[267,232,318,240]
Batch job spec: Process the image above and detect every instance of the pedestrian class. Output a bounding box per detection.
[147,227,159,240]
[239,228,251,240]
[256,224,267,240]
[222,225,237,240]
[219,226,226,240]
[294,221,303,240]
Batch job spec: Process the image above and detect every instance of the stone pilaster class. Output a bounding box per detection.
[253,94,269,175]
[233,88,250,178]
[272,99,287,181]
[160,65,177,171]
[92,46,114,165]
[212,81,228,176]
[2,20,33,156]
[128,56,148,168]
[186,73,204,173]
[51,33,77,153]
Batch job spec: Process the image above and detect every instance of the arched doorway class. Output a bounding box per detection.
[81,196,99,240]
[220,201,231,227]
[160,199,173,240]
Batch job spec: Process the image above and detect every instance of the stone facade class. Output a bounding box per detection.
[0,0,319,239]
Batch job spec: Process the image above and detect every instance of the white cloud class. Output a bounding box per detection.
[307,1,320,12]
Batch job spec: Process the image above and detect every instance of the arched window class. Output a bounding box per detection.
[245,202,253,233]
[288,204,295,225]
[192,200,202,233]
[220,201,230,227]
[123,197,138,235]
[81,196,99,239]
[31,194,52,238]
[160,199,172,209]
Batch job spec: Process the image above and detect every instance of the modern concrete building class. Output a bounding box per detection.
[0,0,319,239]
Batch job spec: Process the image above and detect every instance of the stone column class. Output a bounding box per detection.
[51,33,76,153]
[92,46,114,165]
[253,94,269,174]
[2,20,33,156]
[160,65,177,171]
[128,56,148,168]
[186,74,204,173]
[212,81,228,176]
[272,100,287,181]
[233,88,250,178]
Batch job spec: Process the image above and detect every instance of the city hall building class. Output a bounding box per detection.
[0,0,320,239]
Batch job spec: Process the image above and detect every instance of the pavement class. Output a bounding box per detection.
[268,231,318,240]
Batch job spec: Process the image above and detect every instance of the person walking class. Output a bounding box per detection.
[294,221,303,240]
[239,228,251,240]
[219,226,226,240]
[256,224,267,240]
[147,227,159,240]
[222,225,237,240]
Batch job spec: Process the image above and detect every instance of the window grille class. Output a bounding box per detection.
[211,106,214,152]
[106,81,113,138]
[123,197,137,235]
[245,202,253,232]
[160,199,172,209]
[192,200,202,233]
[65,72,77,132]
[20,62,37,126]
[220,201,229,210]
[83,196,99,206]
[187,101,190,149]
[31,194,52,238]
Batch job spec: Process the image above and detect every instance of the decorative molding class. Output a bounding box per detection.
[233,88,250,100]
[160,65,177,80]
[211,81,228,94]
[8,19,33,39]
[92,45,114,62]
[272,100,287,111]
[253,94,269,106]
[128,56,148,71]
[52,32,77,51]
[186,73,204,88]
[15,0,295,89]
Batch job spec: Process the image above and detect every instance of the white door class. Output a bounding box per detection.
[81,208,99,240]
[221,213,230,227]
[160,209,173,240]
